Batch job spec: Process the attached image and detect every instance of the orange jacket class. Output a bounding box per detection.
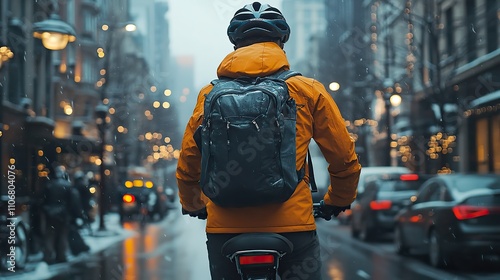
[176,42,361,234]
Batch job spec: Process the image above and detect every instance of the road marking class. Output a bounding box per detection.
[356,269,371,279]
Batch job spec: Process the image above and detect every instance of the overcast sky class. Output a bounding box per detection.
[166,0,282,89]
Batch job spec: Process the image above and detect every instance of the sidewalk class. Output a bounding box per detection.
[0,213,135,280]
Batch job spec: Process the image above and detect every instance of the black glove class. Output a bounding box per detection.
[182,207,207,220]
[314,200,350,221]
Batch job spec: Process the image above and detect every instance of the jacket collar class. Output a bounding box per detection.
[216,42,290,79]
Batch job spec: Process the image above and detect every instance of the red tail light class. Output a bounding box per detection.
[238,255,275,265]
[370,200,392,210]
[400,174,419,181]
[123,194,136,203]
[452,205,490,220]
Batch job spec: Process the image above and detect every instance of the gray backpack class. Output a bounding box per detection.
[195,70,306,208]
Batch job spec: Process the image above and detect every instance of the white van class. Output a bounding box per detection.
[356,166,412,194]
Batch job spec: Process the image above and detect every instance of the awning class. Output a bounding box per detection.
[470,90,500,109]
[450,49,500,85]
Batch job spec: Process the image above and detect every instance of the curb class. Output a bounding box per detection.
[0,213,135,280]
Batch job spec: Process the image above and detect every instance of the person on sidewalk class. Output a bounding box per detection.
[68,181,91,256]
[73,170,94,224]
[41,165,73,264]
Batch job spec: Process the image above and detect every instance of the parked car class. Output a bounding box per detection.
[337,166,412,225]
[351,171,432,241]
[394,173,500,268]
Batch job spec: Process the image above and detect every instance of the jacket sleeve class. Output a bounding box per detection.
[310,81,361,207]
[176,85,212,212]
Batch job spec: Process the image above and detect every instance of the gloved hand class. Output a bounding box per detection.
[182,207,207,220]
[314,200,350,221]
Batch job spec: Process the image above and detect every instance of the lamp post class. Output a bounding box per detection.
[94,104,108,232]
[98,22,136,99]
[94,22,136,233]
[383,79,402,166]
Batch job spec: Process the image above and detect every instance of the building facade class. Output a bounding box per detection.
[0,0,165,262]
[364,0,500,174]
[0,0,86,264]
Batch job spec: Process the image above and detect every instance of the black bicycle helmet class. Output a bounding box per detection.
[227,2,290,46]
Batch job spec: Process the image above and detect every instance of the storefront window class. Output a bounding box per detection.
[476,118,489,173]
[493,115,500,173]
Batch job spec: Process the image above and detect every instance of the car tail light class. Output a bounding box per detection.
[370,200,392,210]
[452,205,490,220]
[238,254,275,265]
[409,215,422,223]
[122,194,136,203]
[400,174,419,181]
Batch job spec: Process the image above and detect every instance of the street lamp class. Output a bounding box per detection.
[32,13,77,51]
[0,46,14,69]
[0,46,13,194]
[329,82,341,92]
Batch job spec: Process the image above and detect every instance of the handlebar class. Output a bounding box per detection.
[312,202,323,219]
[182,208,208,220]
[183,203,332,220]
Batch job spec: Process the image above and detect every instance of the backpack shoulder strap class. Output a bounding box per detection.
[272,70,302,81]
[210,78,224,86]
[271,70,316,192]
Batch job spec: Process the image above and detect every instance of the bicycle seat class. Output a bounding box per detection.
[221,233,294,256]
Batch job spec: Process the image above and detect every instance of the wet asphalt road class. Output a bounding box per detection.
[17,211,499,280]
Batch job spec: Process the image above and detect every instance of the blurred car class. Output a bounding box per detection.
[118,179,157,223]
[351,171,432,241]
[337,166,412,225]
[394,174,500,268]
[151,185,178,219]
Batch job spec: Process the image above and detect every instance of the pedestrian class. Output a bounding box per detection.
[67,185,91,256]
[176,2,361,279]
[73,170,93,224]
[41,165,73,264]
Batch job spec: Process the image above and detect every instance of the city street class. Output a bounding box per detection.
[1,1,500,279]
[2,207,500,280]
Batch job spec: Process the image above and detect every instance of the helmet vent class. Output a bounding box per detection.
[252,2,261,11]
[234,12,254,21]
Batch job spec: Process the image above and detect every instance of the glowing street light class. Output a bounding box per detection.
[329,82,341,92]
[32,14,76,50]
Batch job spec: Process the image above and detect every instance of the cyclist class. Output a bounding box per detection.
[176,2,361,279]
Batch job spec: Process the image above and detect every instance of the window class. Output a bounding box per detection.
[416,182,438,203]
[82,58,97,83]
[493,115,500,173]
[66,0,75,26]
[445,8,454,55]
[83,10,97,39]
[465,0,476,62]
[427,183,442,202]
[476,118,489,173]
[486,0,498,53]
